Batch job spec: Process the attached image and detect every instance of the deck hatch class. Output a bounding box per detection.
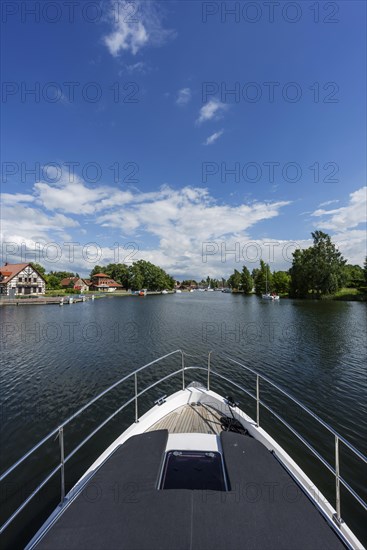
[159,450,226,491]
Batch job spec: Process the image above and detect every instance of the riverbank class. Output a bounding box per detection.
[0,290,173,306]
[321,288,367,301]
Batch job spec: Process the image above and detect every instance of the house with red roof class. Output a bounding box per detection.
[60,277,90,292]
[89,273,122,292]
[0,263,46,296]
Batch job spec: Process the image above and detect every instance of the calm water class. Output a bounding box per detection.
[1,293,366,547]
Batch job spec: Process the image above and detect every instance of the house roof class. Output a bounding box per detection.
[60,277,78,285]
[92,281,122,288]
[92,273,109,278]
[60,277,90,287]
[0,263,47,283]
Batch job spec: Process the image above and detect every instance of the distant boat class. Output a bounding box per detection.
[174,289,182,293]
[161,290,168,294]
[222,288,231,293]
[206,286,214,292]
[262,293,280,301]
[139,289,147,296]
[262,270,279,300]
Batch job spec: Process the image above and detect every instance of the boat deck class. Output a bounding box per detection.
[32,430,346,550]
[146,402,223,434]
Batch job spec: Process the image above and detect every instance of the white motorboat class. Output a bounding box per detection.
[174,289,182,293]
[161,290,168,294]
[2,351,365,549]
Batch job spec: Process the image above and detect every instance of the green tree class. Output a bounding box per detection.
[182,279,198,287]
[90,265,105,278]
[127,260,174,291]
[289,231,346,297]
[47,271,75,286]
[241,266,253,294]
[105,263,130,288]
[343,264,364,288]
[128,263,144,291]
[30,263,46,277]
[364,257,367,285]
[228,269,242,290]
[254,261,272,295]
[272,271,291,294]
[46,275,61,290]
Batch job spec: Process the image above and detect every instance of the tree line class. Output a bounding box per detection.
[90,260,175,291]
[31,231,366,297]
[226,232,367,297]
[31,260,175,291]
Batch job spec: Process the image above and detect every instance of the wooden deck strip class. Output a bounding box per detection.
[147,403,224,434]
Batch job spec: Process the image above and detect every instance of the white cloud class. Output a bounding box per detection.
[196,99,227,125]
[125,61,150,74]
[33,173,134,215]
[103,0,175,57]
[318,199,339,207]
[95,186,291,277]
[1,193,35,205]
[1,179,292,277]
[203,129,224,146]
[176,88,191,106]
[312,186,367,231]
[332,229,367,266]
[3,179,365,278]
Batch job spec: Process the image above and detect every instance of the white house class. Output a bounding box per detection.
[0,263,46,296]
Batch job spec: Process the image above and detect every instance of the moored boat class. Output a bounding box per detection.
[262,292,280,301]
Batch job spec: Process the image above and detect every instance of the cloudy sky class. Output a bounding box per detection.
[1,0,366,279]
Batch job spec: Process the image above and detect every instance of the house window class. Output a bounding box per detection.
[38,287,42,293]
[19,277,23,282]
[33,278,37,283]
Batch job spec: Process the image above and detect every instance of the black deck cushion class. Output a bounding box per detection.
[34,430,192,550]
[194,430,345,550]
[34,430,346,550]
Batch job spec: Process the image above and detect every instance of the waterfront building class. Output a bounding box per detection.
[0,263,46,296]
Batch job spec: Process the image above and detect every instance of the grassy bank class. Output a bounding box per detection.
[321,287,367,301]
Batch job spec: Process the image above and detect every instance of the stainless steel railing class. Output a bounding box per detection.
[211,353,367,525]
[0,350,366,537]
[0,349,184,534]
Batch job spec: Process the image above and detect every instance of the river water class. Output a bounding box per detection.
[1,293,366,547]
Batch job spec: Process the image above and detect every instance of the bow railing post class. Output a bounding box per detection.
[134,372,139,422]
[256,375,260,427]
[207,352,211,390]
[334,436,342,525]
[59,427,65,504]
[181,351,185,390]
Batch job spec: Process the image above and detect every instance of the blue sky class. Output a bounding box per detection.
[1,0,366,279]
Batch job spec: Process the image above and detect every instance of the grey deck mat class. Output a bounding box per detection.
[34,429,345,549]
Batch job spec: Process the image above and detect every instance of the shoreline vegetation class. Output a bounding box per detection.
[2,287,365,304]
[4,232,365,304]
